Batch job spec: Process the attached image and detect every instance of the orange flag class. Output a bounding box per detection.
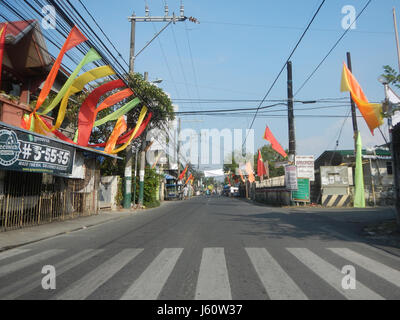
[245,162,255,183]
[0,23,7,89]
[34,26,87,112]
[263,126,287,158]
[340,63,383,135]
[185,173,193,185]
[104,116,127,153]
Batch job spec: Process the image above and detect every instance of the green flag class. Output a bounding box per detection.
[354,131,365,208]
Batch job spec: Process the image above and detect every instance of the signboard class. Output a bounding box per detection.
[291,178,310,202]
[295,155,315,181]
[0,125,75,175]
[285,165,298,190]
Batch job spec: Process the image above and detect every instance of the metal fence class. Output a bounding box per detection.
[0,170,99,232]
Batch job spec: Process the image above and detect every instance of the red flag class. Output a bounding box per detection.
[227,176,231,185]
[257,150,267,177]
[34,26,87,112]
[0,23,7,89]
[178,165,188,181]
[263,126,287,158]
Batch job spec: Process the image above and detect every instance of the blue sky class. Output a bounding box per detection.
[69,1,400,165]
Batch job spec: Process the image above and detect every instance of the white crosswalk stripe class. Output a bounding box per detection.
[328,248,400,289]
[195,247,232,300]
[0,249,63,278]
[0,246,397,300]
[0,249,104,300]
[54,249,143,300]
[287,248,384,300]
[0,248,31,262]
[120,248,183,300]
[246,248,308,300]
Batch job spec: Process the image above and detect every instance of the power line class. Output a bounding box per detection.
[294,0,373,97]
[243,0,327,147]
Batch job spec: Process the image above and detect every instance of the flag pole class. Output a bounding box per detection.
[393,7,400,72]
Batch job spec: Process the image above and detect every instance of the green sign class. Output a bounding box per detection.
[291,178,310,202]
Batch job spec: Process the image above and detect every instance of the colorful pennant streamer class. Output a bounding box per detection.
[0,23,7,89]
[104,116,128,153]
[34,26,87,112]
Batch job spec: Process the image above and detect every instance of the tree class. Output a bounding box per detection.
[254,144,287,178]
[381,65,400,88]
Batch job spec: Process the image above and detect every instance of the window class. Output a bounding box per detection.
[386,161,393,175]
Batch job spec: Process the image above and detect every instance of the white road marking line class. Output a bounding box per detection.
[54,248,143,300]
[0,249,63,278]
[195,248,232,300]
[319,226,400,263]
[246,248,308,300]
[287,248,384,300]
[0,249,31,262]
[0,249,103,300]
[120,248,183,300]
[329,248,400,289]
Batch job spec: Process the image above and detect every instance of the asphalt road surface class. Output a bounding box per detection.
[1,195,399,300]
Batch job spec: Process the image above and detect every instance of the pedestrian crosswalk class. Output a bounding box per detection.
[0,246,399,300]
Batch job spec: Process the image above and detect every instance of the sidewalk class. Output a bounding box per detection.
[0,209,137,252]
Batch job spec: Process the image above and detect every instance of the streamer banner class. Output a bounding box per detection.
[34,26,87,112]
[0,23,7,88]
[49,65,116,132]
[257,150,267,177]
[104,116,127,153]
[38,48,102,115]
[93,98,140,128]
[185,173,193,185]
[76,79,126,146]
[340,63,383,135]
[109,106,148,154]
[178,165,188,181]
[245,162,255,183]
[88,112,152,147]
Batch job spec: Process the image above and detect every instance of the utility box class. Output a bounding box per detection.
[320,166,351,207]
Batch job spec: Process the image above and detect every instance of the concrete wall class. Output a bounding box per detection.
[253,176,290,206]
[98,176,119,211]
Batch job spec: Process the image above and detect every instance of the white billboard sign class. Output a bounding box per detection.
[295,155,315,181]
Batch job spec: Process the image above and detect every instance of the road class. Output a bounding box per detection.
[0,195,400,300]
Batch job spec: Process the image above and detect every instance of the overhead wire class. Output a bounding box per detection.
[243,0,327,147]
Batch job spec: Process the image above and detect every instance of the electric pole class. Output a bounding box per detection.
[287,61,296,162]
[138,72,149,207]
[123,11,136,209]
[124,4,192,208]
[347,52,359,153]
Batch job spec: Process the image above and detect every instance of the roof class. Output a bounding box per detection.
[0,20,52,69]
[315,148,392,167]
[327,149,391,157]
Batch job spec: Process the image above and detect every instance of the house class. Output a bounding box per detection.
[0,20,121,231]
[313,147,394,206]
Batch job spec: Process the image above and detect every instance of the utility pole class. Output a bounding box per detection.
[176,117,181,192]
[347,52,359,153]
[287,61,296,162]
[123,11,136,209]
[124,4,192,208]
[393,8,400,73]
[138,72,149,207]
